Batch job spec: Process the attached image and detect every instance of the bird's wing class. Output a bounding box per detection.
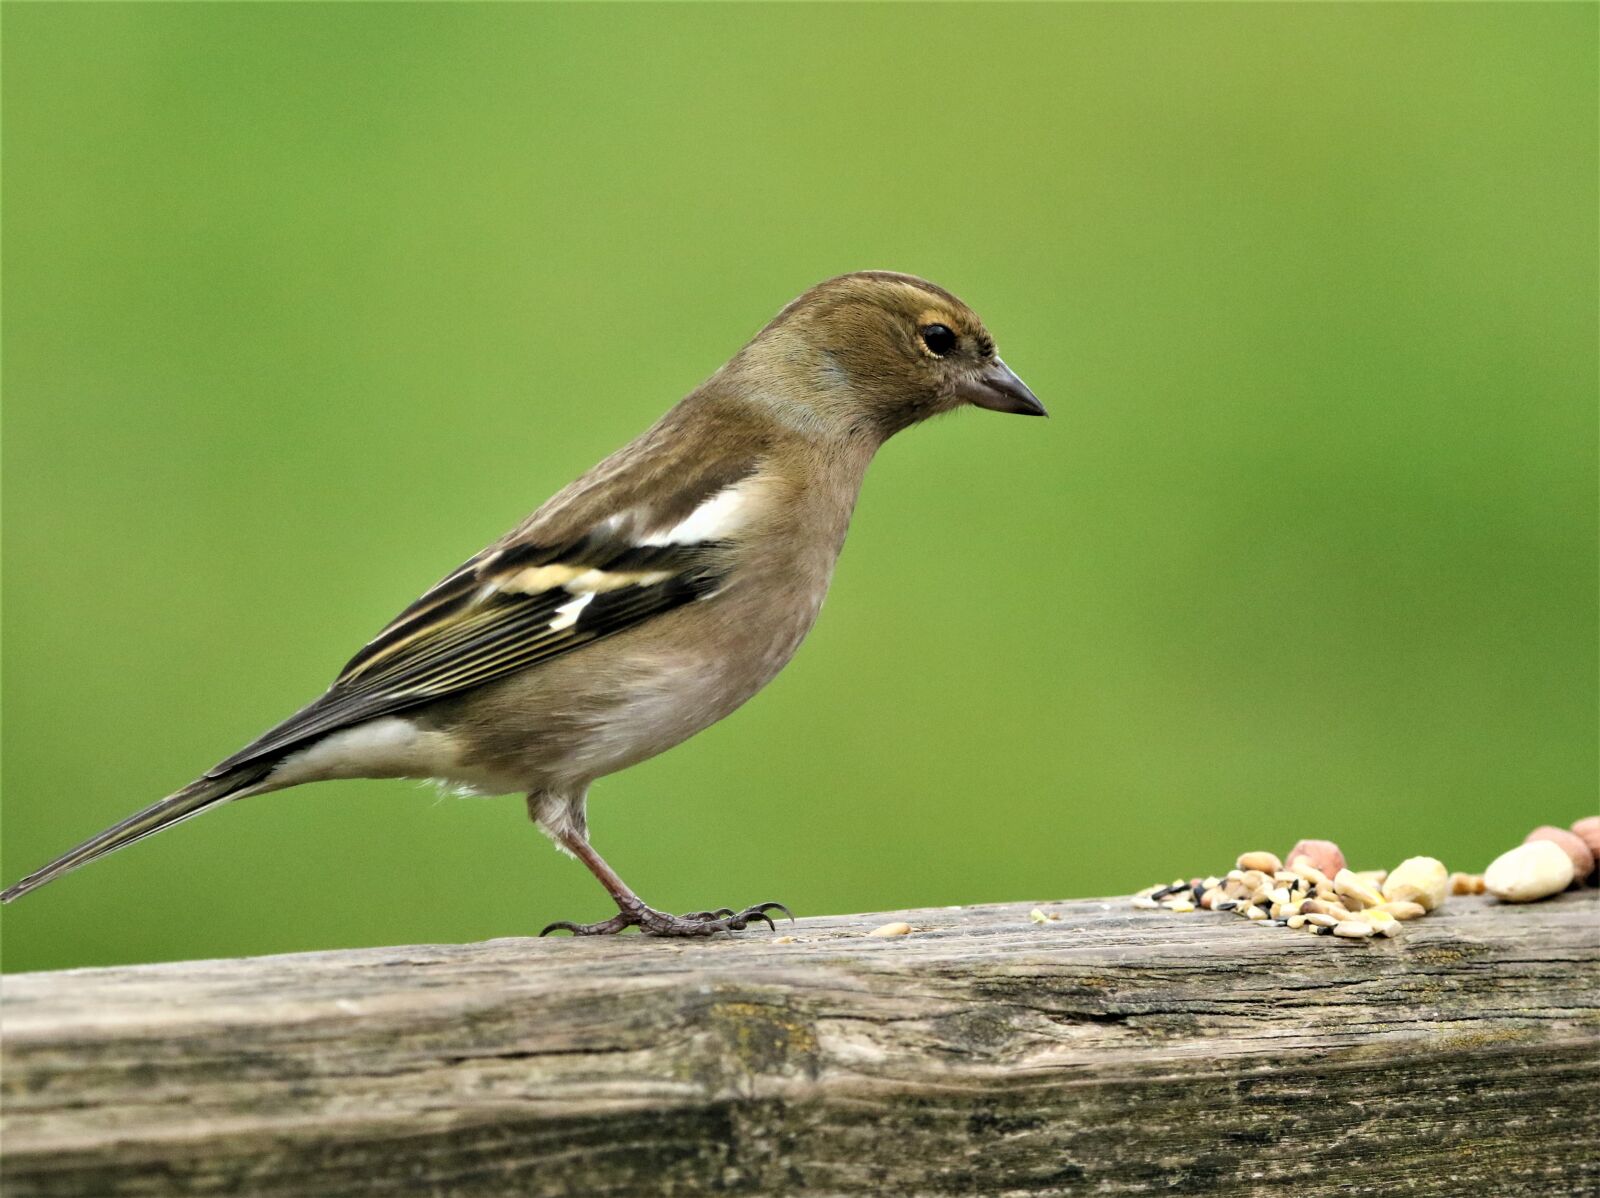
[208,445,767,776]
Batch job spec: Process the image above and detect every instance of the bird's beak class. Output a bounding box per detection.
[959,358,1047,417]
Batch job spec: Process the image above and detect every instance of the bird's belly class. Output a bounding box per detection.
[419,572,832,795]
[558,650,780,783]
[557,585,825,785]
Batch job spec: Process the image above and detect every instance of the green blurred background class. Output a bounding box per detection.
[3,4,1595,973]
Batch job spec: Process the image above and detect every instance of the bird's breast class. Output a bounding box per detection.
[431,443,870,794]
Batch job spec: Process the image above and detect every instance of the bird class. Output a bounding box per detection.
[1,271,1044,935]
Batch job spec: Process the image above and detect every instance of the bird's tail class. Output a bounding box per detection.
[0,765,275,904]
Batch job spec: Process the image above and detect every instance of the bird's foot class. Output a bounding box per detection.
[540,899,793,937]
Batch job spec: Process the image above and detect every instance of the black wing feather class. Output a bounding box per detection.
[208,543,728,778]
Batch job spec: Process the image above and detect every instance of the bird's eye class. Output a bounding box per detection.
[920,323,957,357]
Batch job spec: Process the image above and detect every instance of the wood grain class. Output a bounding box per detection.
[3,891,1597,1196]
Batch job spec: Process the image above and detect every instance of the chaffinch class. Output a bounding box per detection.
[2,271,1044,935]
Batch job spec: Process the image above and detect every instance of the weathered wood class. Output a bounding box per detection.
[2,891,1596,1197]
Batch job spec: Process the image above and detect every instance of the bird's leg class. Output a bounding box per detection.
[538,826,791,938]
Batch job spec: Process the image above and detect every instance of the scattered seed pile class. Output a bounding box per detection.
[1135,819,1598,943]
[1133,839,1473,942]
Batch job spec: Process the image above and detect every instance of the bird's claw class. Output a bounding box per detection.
[684,908,737,921]
[538,913,635,937]
[539,900,794,938]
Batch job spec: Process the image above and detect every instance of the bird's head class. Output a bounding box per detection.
[735,271,1045,440]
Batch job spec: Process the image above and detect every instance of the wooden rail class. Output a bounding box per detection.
[2,891,1596,1196]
